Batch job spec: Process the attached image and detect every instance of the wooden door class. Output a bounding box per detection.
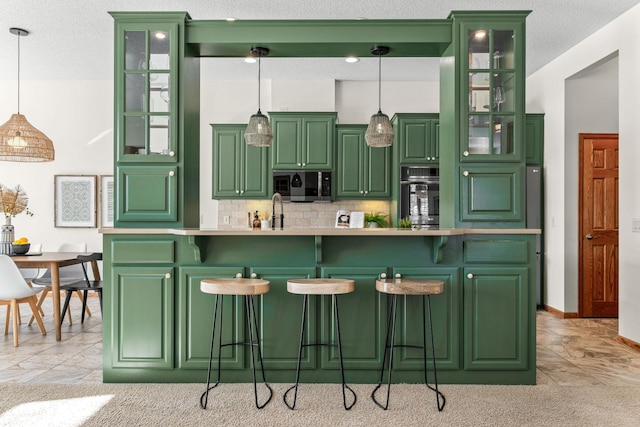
[579,133,618,317]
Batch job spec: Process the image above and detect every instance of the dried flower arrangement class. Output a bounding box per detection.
[0,184,34,218]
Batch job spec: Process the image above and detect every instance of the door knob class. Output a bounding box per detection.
[586,234,593,240]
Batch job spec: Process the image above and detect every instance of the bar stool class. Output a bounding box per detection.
[284,278,357,410]
[199,276,273,410]
[371,273,446,411]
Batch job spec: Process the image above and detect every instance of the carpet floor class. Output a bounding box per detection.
[1,382,638,426]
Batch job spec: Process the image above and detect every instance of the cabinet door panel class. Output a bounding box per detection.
[336,130,364,197]
[391,268,459,371]
[272,119,301,169]
[303,118,333,169]
[250,267,316,370]
[111,266,173,368]
[117,165,177,222]
[242,145,269,197]
[464,267,528,370]
[460,165,523,222]
[212,129,241,197]
[401,120,430,163]
[178,266,246,369]
[366,145,391,197]
[320,267,385,370]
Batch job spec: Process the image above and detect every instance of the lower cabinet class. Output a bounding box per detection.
[178,266,246,370]
[111,266,174,368]
[463,267,529,370]
[117,165,178,222]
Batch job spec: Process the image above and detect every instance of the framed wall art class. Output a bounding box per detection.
[54,175,97,228]
[100,175,114,228]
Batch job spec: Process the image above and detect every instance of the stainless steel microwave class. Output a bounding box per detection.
[273,171,332,202]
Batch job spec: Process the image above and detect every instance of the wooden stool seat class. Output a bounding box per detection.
[201,278,270,296]
[375,278,444,296]
[287,278,355,295]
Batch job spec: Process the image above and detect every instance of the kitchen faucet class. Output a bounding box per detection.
[271,192,284,230]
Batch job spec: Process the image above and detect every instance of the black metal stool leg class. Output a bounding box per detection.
[284,294,308,410]
[200,294,222,409]
[333,294,357,410]
[423,295,446,411]
[246,295,273,409]
[371,294,398,410]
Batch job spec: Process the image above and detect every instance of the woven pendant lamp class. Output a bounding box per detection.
[365,46,394,148]
[0,28,55,162]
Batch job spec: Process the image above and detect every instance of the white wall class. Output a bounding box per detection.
[527,4,640,342]
[0,80,112,253]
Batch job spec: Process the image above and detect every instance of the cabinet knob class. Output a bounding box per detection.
[235,190,240,194]
[467,273,474,279]
[302,163,306,166]
[463,150,469,156]
[297,163,302,166]
[395,273,401,279]
[169,170,175,177]
[251,273,257,279]
[360,190,364,194]
[235,273,243,278]
[240,190,244,194]
[427,156,432,160]
[169,151,175,157]
[364,190,369,195]
[380,273,387,279]
[165,273,171,279]
[463,170,469,176]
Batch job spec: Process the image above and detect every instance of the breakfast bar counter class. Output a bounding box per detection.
[101,228,539,385]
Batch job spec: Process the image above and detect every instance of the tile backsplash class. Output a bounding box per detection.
[217,199,391,229]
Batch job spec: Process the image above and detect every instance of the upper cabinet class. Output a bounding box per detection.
[270,112,336,170]
[111,12,200,228]
[212,125,269,199]
[525,113,544,166]
[459,18,525,163]
[393,113,440,165]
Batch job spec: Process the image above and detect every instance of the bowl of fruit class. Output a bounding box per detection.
[11,237,30,255]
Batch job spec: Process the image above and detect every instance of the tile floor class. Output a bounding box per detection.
[2,296,640,385]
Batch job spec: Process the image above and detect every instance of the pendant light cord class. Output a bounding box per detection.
[257,54,261,114]
[377,51,382,114]
[16,31,21,114]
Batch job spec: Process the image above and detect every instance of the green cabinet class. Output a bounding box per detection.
[336,125,391,199]
[178,266,247,370]
[525,113,544,166]
[463,267,529,370]
[393,114,440,165]
[111,12,200,228]
[110,266,174,369]
[270,112,336,170]
[212,125,269,199]
[459,164,523,222]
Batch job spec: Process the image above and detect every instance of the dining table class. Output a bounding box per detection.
[12,252,101,341]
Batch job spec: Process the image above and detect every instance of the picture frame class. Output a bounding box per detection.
[54,175,97,228]
[100,175,114,228]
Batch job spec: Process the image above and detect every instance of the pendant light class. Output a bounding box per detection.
[244,47,273,147]
[0,28,55,162]
[365,46,394,148]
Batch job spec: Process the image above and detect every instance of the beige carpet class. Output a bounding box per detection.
[0,383,639,426]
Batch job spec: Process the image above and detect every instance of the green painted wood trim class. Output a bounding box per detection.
[315,235,322,263]
[187,20,452,58]
[186,235,202,264]
[432,236,449,264]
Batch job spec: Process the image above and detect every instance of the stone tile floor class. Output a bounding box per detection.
[1,296,639,385]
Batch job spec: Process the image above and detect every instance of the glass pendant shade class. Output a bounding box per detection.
[365,111,394,147]
[0,28,55,162]
[365,45,393,148]
[244,46,272,147]
[245,110,273,147]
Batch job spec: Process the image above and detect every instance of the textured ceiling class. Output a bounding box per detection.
[1,0,639,82]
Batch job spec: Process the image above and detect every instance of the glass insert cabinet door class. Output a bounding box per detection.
[119,25,177,161]
[463,26,521,161]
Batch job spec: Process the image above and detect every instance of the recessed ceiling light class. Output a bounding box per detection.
[226,17,237,22]
[345,56,359,63]
[154,31,167,40]
[474,30,487,40]
[244,57,257,64]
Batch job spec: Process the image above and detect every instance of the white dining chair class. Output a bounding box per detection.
[0,254,47,346]
[19,243,43,283]
[29,242,89,326]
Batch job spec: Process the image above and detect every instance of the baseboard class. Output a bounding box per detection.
[543,305,578,318]
[616,335,640,353]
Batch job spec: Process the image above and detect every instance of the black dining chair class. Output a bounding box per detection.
[60,253,103,325]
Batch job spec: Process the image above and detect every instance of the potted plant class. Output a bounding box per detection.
[397,217,412,229]
[364,212,389,228]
